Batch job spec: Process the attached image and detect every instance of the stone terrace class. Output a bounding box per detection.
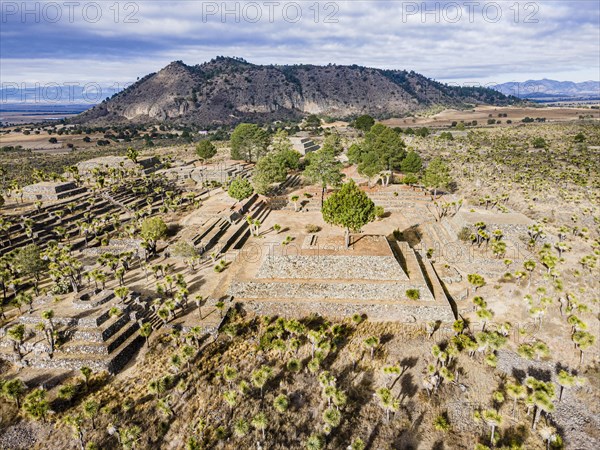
[0,289,144,373]
[77,156,160,175]
[229,235,455,322]
[22,181,86,201]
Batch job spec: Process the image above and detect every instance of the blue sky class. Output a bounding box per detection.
[1,0,599,86]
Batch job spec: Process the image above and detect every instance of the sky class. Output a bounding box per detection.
[1,0,599,90]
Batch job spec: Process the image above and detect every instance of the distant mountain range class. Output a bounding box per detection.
[69,57,517,127]
[492,79,600,100]
[0,85,122,105]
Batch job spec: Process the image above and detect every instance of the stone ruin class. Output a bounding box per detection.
[76,156,160,175]
[80,238,147,261]
[158,161,252,185]
[290,136,320,155]
[0,289,145,373]
[228,234,455,322]
[22,181,86,201]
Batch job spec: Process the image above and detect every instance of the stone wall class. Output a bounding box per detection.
[238,299,455,322]
[22,182,85,201]
[229,280,435,301]
[256,255,409,281]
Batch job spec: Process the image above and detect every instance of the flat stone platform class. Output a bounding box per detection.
[228,234,455,322]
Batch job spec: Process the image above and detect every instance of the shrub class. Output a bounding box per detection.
[227,177,253,201]
[531,137,547,148]
[352,313,364,324]
[403,173,418,185]
[374,206,385,219]
[305,224,321,233]
[457,226,471,241]
[406,289,420,300]
[433,414,451,431]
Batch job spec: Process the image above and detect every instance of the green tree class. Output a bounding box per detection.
[363,336,380,360]
[83,400,99,429]
[228,177,254,201]
[14,244,47,295]
[140,322,153,347]
[531,137,547,148]
[323,407,342,427]
[482,409,502,443]
[196,140,217,162]
[80,366,93,387]
[376,387,399,422]
[322,180,375,248]
[572,330,595,365]
[230,123,269,162]
[357,151,383,184]
[362,123,406,172]
[252,153,288,194]
[321,133,344,155]
[7,323,26,360]
[304,114,322,131]
[251,412,268,440]
[347,143,363,164]
[305,433,325,450]
[401,151,422,173]
[304,147,344,206]
[273,394,289,413]
[140,217,168,256]
[251,365,273,397]
[556,370,584,401]
[233,419,250,437]
[423,157,451,199]
[22,388,49,422]
[126,147,139,163]
[468,273,486,292]
[2,378,26,408]
[352,114,375,132]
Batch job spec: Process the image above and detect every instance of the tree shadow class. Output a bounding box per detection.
[399,373,419,403]
[527,366,552,382]
[400,356,419,375]
[365,422,381,450]
[432,440,445,450]
[401,224,422,247]
[511,368,526,383]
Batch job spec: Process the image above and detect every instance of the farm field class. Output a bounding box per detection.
[1,113,599,449]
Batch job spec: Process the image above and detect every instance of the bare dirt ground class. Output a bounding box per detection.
[382,105,599,128]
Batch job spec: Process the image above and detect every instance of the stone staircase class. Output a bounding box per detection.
[189,196,271,257]
[1,180,167,255]
[0,290,147,373]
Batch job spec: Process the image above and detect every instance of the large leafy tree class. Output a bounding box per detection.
[424,157,452,198]
[304,148,344,206]
[352,114,375,132]
[228,177,254,201]
[304,114,321,131]
[322,179,375,248]
[252,153,288,195]
[352,124,406,184]
[230,124,269,162]
[363,124,406,171]
[13,244,47,295]
[321,133,344,155]
[401,150,422,173]
[196,140,217,162]
[252,131,301,194]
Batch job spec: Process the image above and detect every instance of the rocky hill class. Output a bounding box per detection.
[72,57,517,127]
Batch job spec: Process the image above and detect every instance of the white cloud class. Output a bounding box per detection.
[1,0,598,84]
